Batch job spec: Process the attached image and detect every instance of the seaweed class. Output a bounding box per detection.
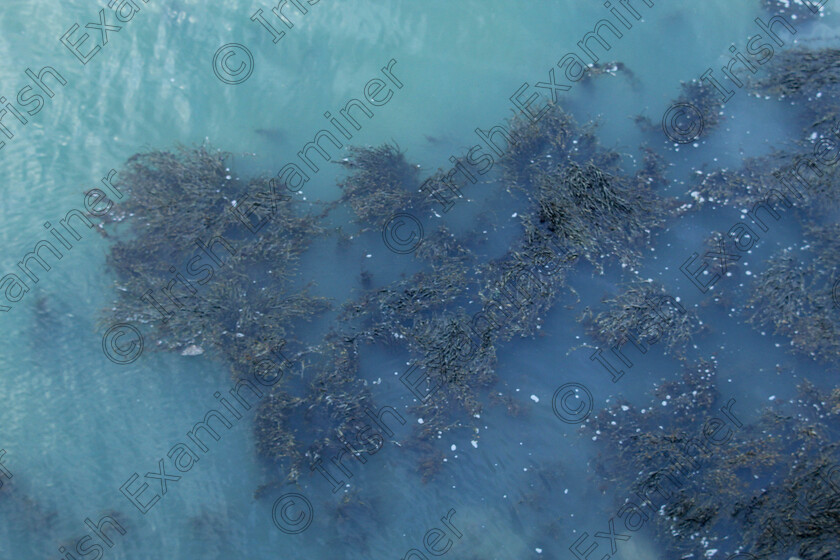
[498,102,578,182]
[580,279,705,360]
[336,143,424,228]
[99,100,675,492]
[89,26,840,559]
[488,391,527,417]
[253,336,376,485]
[101,145,330,356]
[98,145,389,497]
[750,48,840,135]
[582,358,840,559]
[745,229,840,365]
[657,78,726,141]
[532,159,665,270]
[331,107,672,455]
[581,61,639,89]
[688,140,839,225]
[404,439,447,484]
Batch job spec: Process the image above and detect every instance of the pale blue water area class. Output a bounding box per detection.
[1,1,839,559]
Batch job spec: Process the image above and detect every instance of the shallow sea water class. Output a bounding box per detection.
[1,1,839,559]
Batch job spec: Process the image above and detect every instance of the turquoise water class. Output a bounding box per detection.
[1,1,840,559]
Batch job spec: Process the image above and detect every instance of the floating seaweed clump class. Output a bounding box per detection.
[334,201,578,460]
[336,143,426,228]
[334,106,671,463]
[690,49,840,223]
[102,146,236,254]
[583,359,840,559]
[338,227,497,444]
[636,79,725,141]
[404,439,447,484]
[100,145,389,496]
[753,48,840,98]
[499,107,670,274]
[101,145,331,357]
[678,79,725,135]
[740,454,840,560]
[483,103,671,270]
[750,48,840,134]
[253,335,377,485]
[631,145,670,192]
[410,313,498,422]
[687,165,759,210]
[745,225,840,365]
[498,103,580,181]
[580,279,705,360]
[471,256,555,344]
[404,235,578,447]
[730,380,840,560]
[500,103,648,191]
[693,231,749,307]
[404,225,581,445]
[532,159,666,270]
[403,229,581,451]
[98,97,671,491]
[341,225,478,346]
[689,146,840,224]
